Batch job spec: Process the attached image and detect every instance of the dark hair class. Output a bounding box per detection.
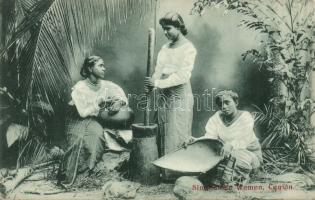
[215,90,239,106]
[159,12,188,35]
[80,55,102,78]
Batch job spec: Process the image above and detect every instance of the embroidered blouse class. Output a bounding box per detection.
[69,79,128,118]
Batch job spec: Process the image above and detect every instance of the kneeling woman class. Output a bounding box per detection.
[197,90,262,185]
[64,55,133,183]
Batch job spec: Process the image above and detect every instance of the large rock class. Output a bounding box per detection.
[102,180,140,200]
[96,151,130,172]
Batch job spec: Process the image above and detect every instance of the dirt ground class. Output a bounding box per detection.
[3,152,315,200]
[3,177,315,200]
[3,181,315,200]
[4,178,175,200]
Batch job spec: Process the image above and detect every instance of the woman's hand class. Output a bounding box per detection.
[98,97,110,109]
[181,137,197,149]
[222,143,233,158]
[108,100,125,116]
[144,77,155,93]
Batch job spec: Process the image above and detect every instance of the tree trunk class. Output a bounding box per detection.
[266,32,288,114]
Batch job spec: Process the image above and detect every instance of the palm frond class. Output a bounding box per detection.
[17,137,50,169]
[1,0,17,45]
[252,104,278,127]
[1,0,156,169]
[19,0,40,14]
[3,0,155,115]
[1,0,54,56]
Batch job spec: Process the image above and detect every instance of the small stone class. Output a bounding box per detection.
[173,176,203,200]
[102,180,140,200]
[0,169,8,181]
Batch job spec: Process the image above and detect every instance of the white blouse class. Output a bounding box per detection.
[203,111,259,150]
[69,80,128,118]
[152,41,197,88]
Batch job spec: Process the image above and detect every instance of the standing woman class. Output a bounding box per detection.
[144,12,197,180]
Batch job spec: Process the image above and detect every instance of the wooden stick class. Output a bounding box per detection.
[2,161,57,194]
[3,168,33,194]
[32,161,57,170]
[23,188,74,195]
[144,28,155,126]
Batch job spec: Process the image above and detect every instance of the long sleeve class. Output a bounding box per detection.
[70,80,129,118]
[154,43,197,89]
[204,116,219,139]
[229,112,256,149]
[71,86,100,118]
[105,81,128,105]
[230,137,249,150]
[152,51,164,81]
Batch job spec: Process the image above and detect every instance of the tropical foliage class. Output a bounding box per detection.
[0,0,155,168]
[192,0,315,171]
[2,0,155,111]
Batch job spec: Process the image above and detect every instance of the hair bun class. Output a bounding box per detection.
[80,55,102,78]
[159,12,188,36]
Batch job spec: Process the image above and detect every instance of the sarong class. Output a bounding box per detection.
[155,82,194,180]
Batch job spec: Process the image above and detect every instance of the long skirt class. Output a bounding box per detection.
[64,117,105,183]
[199,148,261,186]
[154,82,194,180]
[63,106,133,183]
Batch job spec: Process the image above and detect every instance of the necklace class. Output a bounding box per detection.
[86,78,101,90]
[223,116,233,125]
[221,111,239,126]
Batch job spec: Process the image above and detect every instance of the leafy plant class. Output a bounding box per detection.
[1,0,156,168]
[253,104,313,170]
[192,0,315,170]
[2,0,155,112]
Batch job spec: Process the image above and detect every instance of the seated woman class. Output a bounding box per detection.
[198,90,262,185]
[64,55,134,184]
[178,90,262,188]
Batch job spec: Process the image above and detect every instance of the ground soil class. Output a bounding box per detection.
[2,153,315,200]
[3,175,315,200]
